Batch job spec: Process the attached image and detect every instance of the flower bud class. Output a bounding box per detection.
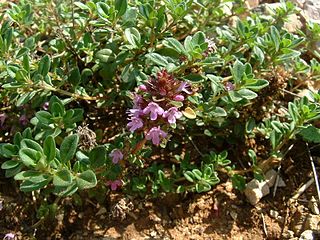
[42,102,49,110]
[138,84,147,92]
[19,115,28,126]
[225,82,235,91]
[173,94,185,101]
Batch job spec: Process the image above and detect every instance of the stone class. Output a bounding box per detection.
[265,169,277,187]
[245,0,259,9]
[291,0,306,8]
[284,14,303,32]
[222,2,233,16]
[282,230,295,239]
[277,216,285,223]
[230,211,238,221]
[270,209,279,219]
[244,179,270,205]
[278,177,287,187]
[300,230,316,240]
[303,0,320,22]
[308,197,320,215]
[96,207,107,216]
[305,214,320,230]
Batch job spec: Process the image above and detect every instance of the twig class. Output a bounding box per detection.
[186,134,204,157]
[0,106,11,111]
[273,165,281,198]
[306,142,320,203]
[291,178,315,202]
[282,89,320,107]
[280,206,290,237]
[273,144,294,197]
[36,84,100,101]
[281,89,302,99]
[261,213,268,238]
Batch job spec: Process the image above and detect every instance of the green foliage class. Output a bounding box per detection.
[1,0,320,220]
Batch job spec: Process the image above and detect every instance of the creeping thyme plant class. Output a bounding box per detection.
[1,0,320,222]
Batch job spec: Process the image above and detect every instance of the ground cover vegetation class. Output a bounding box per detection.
[1,0,320,239]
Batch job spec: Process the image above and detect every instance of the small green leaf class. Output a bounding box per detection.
[191,31,207,51]
[231,174,246,191]
[246,118,256,133]
[1,160,20,170]
[248,149,257,164]
[16,92,36,107]
[288,102,299,123]
[270,26,280,52]
[20,175,51,192]
[21,139,43,152]
[271,121,284,133]
[276,49,301,62]
[299,126,320,143]
[60,134,79,163]
[183,171,194,182]
[16,47,29,58]
[95,49,115,63]
[14,170,42,181]
[53,182,78,196]
[0,144,18,157]
[146,53,168,67]
[23,54,30,72]
[53,169,73,187]
[192,169,202,180]
[68,67,81,86]
[44,136,56,163]
[36,111,53,124]
[115,0,127,17]
[76,170,97,190]
[238,89,257,100]
[253,46,265,62]
[203,166,213,179]
[228,91,243,102]
[211,107,227,117]
[51,102,65,117]
[38,55,51,77]
[244,79,269,90]
[163,38,186,54]
[19,148,41,167]
[89,146,106,168]
[195,182,211,193]
[232,60,245,83]
[124,27,141,48]
[96,2,110,22]
[5,164,23,178]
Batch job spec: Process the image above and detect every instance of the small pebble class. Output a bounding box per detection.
[270,209,279,219]
[308,196,320,215]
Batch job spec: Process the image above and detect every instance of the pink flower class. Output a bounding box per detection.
[127,117,143,132]
[225,82,235,91]
[109,149,123,164]
[163,107,182,124]
[3,233,15,240]
[107,180,122,190]
[138,84,147,92]
[145,126,167,145]
[127,108,142,118]
[173,94,184,101]
[143,102,164,121]
[133,94,143,108]
[177,82,192,94]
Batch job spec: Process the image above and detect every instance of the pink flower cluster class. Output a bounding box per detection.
[127,70,192,146]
